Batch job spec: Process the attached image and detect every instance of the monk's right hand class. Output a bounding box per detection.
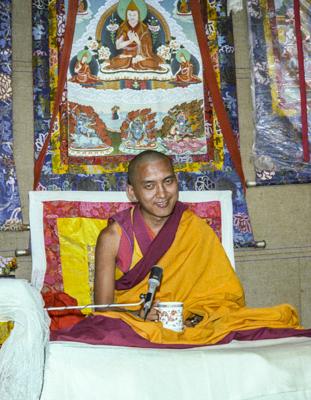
[138,301,159,321]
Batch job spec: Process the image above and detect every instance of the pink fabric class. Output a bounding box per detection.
[116,229,133,273]
[115,206,154,273]
[132,206,154,255]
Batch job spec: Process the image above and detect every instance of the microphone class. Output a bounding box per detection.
[143,266,163,319]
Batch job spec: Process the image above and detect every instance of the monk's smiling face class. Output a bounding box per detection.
[126,158,179,227]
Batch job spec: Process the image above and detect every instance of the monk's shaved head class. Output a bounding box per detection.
[127,150,174,185]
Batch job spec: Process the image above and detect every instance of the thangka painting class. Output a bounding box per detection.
[0,0,23,230]
[68,0,205,159]
[248,0,311,184]
[32,0,254,246]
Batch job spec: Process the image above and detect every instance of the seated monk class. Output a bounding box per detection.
[93,150,304,346]
[175,50,201,84]
[106,1,164,71]
[71,50,101,84]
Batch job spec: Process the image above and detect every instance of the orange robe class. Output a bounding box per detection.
[107,22,163,71]
[97,209,301,345]
[176,61,201,83]
[71,61,100,84]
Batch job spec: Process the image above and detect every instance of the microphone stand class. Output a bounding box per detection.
[47,266,163,317]
[45,296,145,312]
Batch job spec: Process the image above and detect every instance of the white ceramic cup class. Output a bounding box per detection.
[157,302,183,332]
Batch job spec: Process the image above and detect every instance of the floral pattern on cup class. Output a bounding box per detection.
[157,302,183,332]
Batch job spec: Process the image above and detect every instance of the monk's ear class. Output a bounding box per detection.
[126,184,138,202]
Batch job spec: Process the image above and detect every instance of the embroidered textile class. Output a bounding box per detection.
[0,0,22,230]
[248,0,311,184]
[32,0,254,246]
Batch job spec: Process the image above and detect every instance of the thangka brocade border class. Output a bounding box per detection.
[248,0,311,184]
[0,0,23,230]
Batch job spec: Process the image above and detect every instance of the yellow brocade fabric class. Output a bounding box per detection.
[57,217,108,313]
[96,210,300,345]
[0,321,14,345]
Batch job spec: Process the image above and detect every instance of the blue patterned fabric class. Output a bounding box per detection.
[32,0,254,246]
[248,0,311,185]
[0,0,23,230]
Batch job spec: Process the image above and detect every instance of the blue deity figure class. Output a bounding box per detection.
[129,117,145,142]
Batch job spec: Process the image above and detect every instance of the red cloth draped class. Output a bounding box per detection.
[43,291,85,331]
